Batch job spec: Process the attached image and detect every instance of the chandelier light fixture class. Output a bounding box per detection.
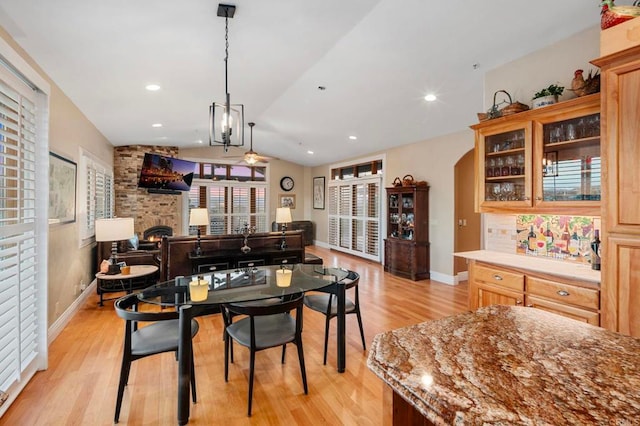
[210,3,244,151]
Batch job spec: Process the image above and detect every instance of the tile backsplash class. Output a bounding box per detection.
[485,214,599,264]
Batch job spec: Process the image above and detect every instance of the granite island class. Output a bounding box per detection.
[368,305,640,425]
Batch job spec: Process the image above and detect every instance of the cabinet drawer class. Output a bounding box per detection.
[474,264,524,292]
[527,296,599,326]
[527,277,599,310]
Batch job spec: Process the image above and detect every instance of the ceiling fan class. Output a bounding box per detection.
[223,122,276,164]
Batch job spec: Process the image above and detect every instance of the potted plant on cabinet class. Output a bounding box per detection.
[532,84,565,109]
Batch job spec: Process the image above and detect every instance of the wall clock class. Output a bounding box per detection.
[280,176,294,192]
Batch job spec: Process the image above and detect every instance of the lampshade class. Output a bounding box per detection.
[275,207,292,224]
[95,218,134,242]
[189,208,209,226]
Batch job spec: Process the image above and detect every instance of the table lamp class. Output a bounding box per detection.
[95,217,135,275]
[275,207,292,250]
[189,208,209,256]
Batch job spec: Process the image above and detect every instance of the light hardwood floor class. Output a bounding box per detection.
[0,246,468,425]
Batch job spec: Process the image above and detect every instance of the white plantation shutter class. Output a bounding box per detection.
[79,151,114,244]
[0,57,48,413]
[328,174,381,262]
[186,181,267,235]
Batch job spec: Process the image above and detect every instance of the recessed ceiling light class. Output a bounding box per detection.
[307,150,314,155]
[424,94,437,102]
[196,139,203,144]
[152,123,163,128]
[349,135,358,140]
[146,84,161,91]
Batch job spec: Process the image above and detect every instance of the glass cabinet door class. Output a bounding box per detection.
[535,111,601,207]
[387,191,415,240]
[478,122,533,208]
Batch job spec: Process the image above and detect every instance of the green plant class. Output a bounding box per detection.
[533,84,565,99]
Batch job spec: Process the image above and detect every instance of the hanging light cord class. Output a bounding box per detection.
[224,13,229,98]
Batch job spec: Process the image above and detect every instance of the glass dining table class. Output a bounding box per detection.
[137,263,350,425]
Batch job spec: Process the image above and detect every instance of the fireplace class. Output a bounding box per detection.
[139,225,173,249]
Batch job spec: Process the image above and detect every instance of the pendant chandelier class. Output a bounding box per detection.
[209,3,244,151]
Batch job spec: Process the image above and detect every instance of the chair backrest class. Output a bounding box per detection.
[115,293,179,322]
[224,293,304,317]
[316,270,360,295]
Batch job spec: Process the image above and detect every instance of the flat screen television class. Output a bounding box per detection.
[137,153,195,194]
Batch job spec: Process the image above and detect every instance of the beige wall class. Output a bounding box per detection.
[484,25,600,109]
[0,26,114,326]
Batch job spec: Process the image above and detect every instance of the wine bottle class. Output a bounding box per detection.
[591,230,601,271]
[568,226,580,257]
[544,222,554,250]
[527,225,537,251]
[559,222,571,253]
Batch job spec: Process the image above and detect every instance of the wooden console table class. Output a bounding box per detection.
[160,231,305,281]
[188,248,303,274]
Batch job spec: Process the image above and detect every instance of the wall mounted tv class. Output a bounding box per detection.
[138,153,195,194]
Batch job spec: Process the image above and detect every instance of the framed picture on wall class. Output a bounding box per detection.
[48,152,77,224]
[313,176,325,209]
[279,194,296,209]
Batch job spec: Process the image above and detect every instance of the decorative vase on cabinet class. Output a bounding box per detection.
[384,185,430,280]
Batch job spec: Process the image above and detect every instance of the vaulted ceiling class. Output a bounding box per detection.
[0,1,597,166]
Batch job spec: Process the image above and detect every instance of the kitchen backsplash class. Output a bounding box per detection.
[484,214,600,264]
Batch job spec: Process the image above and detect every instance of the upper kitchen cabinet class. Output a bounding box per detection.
[471,94,601,215]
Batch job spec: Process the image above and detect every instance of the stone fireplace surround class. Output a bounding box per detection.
[114,145,182,238]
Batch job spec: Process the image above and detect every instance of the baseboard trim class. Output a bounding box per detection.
[429,270,456,286]
[47,280,96,346]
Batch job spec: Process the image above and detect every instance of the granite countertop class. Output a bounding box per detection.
[367,305,640,425]
[454,250,601,284]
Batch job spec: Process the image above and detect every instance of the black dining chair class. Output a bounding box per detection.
[113,293,200,424]
[222,293,308,416]
[303,270,365,365]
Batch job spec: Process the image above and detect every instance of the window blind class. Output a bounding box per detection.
[78,151,114,244]
[0,67,44,403]
[187,181,267,236]
[328,175,381,262]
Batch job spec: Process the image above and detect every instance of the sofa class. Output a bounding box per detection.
[271,220,314,246]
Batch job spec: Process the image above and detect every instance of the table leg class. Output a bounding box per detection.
[337,282,346,373]
[178,305,192,425]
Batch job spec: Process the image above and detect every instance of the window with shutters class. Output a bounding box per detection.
[0,49,48,415]
[78,149,114,246]
[328,157,382,261]
[186,163,268,235]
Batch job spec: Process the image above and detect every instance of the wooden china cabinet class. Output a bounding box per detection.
[384,185,430,280]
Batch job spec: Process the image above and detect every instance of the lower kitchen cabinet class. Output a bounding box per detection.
[469,261,600,325]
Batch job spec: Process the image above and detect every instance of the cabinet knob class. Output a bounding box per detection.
[281,259,288,264]
[523,196,530,201]
[526,304,534,308]
[535,196,543,201]
[557,290,570,297]
[516,300,523,305]
[209,266,217,271]
[493,274,503,281]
